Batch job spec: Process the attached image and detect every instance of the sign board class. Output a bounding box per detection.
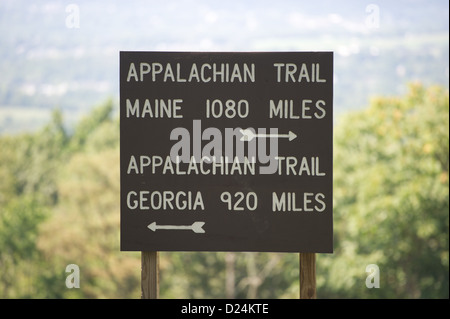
[120,51,333,253]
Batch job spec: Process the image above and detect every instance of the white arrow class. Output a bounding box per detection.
[240,129,297,142]
[147,221,205,234]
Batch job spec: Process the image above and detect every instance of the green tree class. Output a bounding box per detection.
[3,85,447,299]
[318,84,449,298]
[0,108,67,298]
[0,99,128,298]
[0,197,47,298]
[36,101,142,298]
[159,251,299,298]
[68,99,115,152]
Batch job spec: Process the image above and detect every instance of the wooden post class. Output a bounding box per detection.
[299,253,316,299]
[141,251,159,299]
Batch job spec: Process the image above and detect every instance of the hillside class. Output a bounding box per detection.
[0,0,448,133]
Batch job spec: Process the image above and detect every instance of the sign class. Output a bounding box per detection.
[120,51,333,252]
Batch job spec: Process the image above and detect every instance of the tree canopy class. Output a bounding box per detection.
[319,83,449,298]
[0,84,448,298]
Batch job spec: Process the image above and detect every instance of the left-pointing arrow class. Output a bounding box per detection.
[147,221,206,234]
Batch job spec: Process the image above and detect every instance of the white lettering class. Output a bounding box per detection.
[126,191,205,211]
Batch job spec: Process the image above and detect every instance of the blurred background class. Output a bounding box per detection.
[0,0,448,298]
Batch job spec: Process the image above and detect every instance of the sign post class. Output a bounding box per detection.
[141,251,159,299]
[120,51,333,298]
[300,253,316,299]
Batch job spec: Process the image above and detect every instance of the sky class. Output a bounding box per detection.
[0,0,448,132]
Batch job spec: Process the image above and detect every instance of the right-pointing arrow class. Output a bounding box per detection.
[147,221,206,234]
[240,129,297,142]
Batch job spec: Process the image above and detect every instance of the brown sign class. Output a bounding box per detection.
[120,51,333,252]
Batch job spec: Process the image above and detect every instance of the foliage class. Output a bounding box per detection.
[0,84,448,298]
[318,83,449,298]
[160,251,298,298]
[0,99,137,298]
[37,147,140,298]
[34,99,142,298]
[0,108,67,298]
[0,197,47,298]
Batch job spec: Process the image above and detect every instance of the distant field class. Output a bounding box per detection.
[0,106,86,134]
[0,0,448,134]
